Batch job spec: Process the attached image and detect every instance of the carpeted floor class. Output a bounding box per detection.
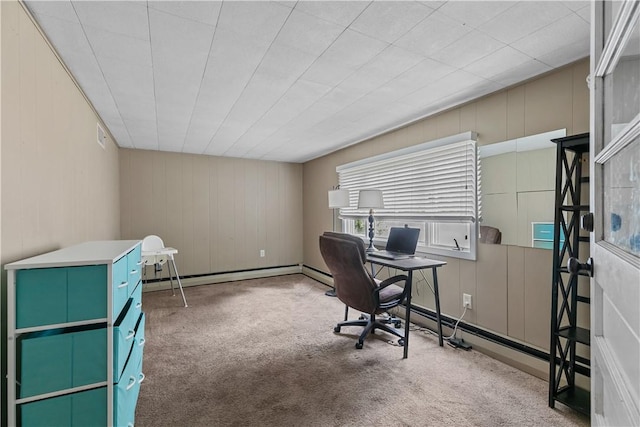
[136,274,589,427]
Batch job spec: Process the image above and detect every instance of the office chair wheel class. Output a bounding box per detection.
[398,339,405,346]
[334,326,341,333]
[359,315,366,320]
[355,342,363,349]
[394,321,402,328]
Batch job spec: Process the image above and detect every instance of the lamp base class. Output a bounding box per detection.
[367,210,377,253]
[325,288,337,297]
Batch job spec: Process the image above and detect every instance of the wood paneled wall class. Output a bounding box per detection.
[1,0,121,265]
[1,4,122,422]
[303,59,590,353]
[119,149,303,276]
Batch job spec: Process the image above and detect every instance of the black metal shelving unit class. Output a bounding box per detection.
[548,133,591,415]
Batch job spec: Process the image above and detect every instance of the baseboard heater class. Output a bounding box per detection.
[302,264,332,278]
[142,264,302,293]
[142,264,301,284]
[408,304,590,376]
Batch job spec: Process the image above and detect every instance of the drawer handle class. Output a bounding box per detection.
[118,281,128,289]
[139,338,146,347]
[128,423,134,427]
[126,375,136,390]
[130,269,139,275]
[138,372,145,384]
[126,330,135,340]
[540,230,551,234]
[137,260,144,266]
[136,302,142,310]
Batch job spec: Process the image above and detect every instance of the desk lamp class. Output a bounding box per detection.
[328,187,350,228]
[358,189,384,252]
[326,186,350,297]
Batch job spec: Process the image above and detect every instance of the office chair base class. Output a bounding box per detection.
[325,288,337,297]
[334,314,405,349]
[360,313,402,328]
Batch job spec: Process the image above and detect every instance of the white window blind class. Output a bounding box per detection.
[337,132,479,222]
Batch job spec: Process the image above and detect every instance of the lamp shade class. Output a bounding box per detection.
[357,189,384,209]
[328,189,350,208]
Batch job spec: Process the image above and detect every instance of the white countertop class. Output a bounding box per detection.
[4,240,141,270]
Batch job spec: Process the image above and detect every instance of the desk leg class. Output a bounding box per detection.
[433,267,443,346]
[403,270,413,359]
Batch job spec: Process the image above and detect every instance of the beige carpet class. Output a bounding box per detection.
[136,274,589,427]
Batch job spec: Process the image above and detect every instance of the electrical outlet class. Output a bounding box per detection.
[260,249,265,257]
[463,293,472,309]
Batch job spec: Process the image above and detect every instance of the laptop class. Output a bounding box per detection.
[368,226,420,260]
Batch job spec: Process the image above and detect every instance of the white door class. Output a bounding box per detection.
[590,1,640,426]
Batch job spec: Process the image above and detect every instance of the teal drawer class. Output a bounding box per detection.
[19,326,107,398]
[134,313,146,373]
[533,240,555,249]
[132,285,145,370]
[131,279,143,314]
[67,265,108,322]
[16,265,108,329]
[127,245,142,294]
[20,392,71,426]
[72,387,108,427]
[114,300,142,382]
[114,343,144,427]
[16,268,67,328]
[112,256,129,319]
[20,387,107,426]
[533,223,565,241]
[533,223,554,239]
[18,330,72,397]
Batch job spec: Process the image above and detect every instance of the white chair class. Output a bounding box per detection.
[141,235,188,307]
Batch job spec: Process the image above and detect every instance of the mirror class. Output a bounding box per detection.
[479,129,566,248]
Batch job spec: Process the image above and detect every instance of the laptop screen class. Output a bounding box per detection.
[385,227,420,254]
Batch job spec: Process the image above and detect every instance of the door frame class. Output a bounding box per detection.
[590,1,640,425]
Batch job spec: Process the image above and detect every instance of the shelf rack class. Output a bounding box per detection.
[548,133,591,415]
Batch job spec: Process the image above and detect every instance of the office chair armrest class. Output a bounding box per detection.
[377,274,408,289]
[374,275,409,311]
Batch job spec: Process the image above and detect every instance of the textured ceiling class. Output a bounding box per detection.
[25,1,591,163]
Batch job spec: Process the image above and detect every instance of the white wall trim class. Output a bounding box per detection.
[301,265,333,287]
[593,336,640,425]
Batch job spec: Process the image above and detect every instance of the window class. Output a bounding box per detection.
[337,131,480,260]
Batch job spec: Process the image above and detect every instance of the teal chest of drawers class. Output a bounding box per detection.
[5,240,145,427]
[532,222,565,249]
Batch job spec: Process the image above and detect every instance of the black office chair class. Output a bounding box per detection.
[319,232,409,349]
